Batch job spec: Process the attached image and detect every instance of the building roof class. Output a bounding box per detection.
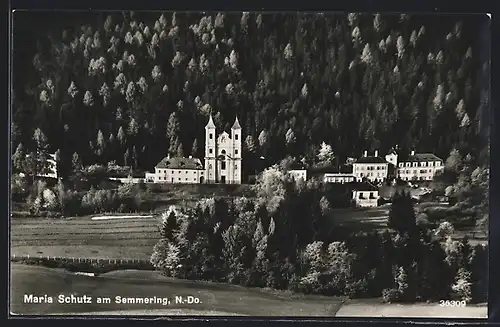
[401,153,443,163]
[155,156,204,170]
[232,116,242,130]
[354,156,388,164]
[349,181,379,192]
[205,115,216,129]
[309,164,353,174]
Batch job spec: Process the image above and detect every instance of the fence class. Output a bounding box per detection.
[11,254,155,273]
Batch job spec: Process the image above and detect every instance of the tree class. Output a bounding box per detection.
[434,221,455,239]
[445,149,463,172]
[387,192,417,235]
[319,196,332,216]
[452,268,472,303]
[245,135,256,153]
[32,128,51,178]
[117,126,126,147]
[317,142,335,164]
[12,143,26,172]
[191,138,199,156]
[285,128,296,146]
[71,152,82,172]
[161,209,179,242]
[96,130,105,157]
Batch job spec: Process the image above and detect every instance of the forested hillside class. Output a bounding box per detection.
[12,12,490,177]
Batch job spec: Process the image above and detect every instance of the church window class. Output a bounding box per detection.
[221,149,226,154]
[235,134,239,140]
[235,149,238,155]
[209,133,213,139]
[221,161,226,170]
[209,148,213,154]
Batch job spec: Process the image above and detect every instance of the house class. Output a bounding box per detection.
[352,150,388,183]
[153,155,205,184]
[288,169,307,182]
[351,181,379,207]
[322,165,355,184]
[397,150,444,181]
[149,115,243,184]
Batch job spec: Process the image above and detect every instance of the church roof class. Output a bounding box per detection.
[205,115,216,129]
[155,156,204,170]
[232,116,242,129]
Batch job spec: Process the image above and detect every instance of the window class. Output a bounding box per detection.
[209,133,213,139]
[235,134,239,140]
[178,170,181,174]
[221,161,226,170]
[221,149,226,154]
[193,171,196,174]
[201,171,204,175]
[185,178,188,181]
[178,178,181,181]
[209,164,212,169]
[235,165,238,170]
[209,148,213,154]
[235,149,238,155]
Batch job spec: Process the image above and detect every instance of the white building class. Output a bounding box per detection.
[288,169,307,182]
[324,173,356,184]
[351,182,379,207]
[205,115,242,184]
[352,150,388,183]
[149,115,243,185]
[397,151,444,181]
[153,156,205,184]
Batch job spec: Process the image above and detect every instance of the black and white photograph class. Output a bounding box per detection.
[10,11,490,317]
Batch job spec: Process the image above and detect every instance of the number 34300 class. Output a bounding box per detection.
[439,300,467,307]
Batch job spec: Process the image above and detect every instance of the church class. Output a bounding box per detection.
[147,115,242,185]
[204,115,242,184]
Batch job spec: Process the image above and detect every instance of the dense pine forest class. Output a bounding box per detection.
[12,12,490,178]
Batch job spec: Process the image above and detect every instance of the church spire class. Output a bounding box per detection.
[231,116,241,130]
[205,114,216,129]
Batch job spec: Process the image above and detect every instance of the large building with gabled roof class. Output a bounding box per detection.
[397,150,444,181]
[352,150,389,183]
[148,115,242,184]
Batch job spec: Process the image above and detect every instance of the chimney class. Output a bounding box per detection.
[374,150,378,157]
[411,150,415,156]
[363,150,368,157]
[167,154,171,159]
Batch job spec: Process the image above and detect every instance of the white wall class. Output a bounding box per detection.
[352,190,379,207]
[154,168,204,184]
[353,163,388,182]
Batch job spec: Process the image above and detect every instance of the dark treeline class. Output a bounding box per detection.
[151,173,487,303]
[12,12,490,179]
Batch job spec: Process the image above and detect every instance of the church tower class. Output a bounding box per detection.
[205,114,217,183]
[231,116,242,184]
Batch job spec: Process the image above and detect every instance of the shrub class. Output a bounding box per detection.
[382,288,402,303]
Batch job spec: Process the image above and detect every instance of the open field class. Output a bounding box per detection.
[11,215,161,260]
[10,264,342,316]
[11,264,487,317]
[11,200,486,261]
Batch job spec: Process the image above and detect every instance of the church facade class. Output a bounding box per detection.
[204,115,242,184]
